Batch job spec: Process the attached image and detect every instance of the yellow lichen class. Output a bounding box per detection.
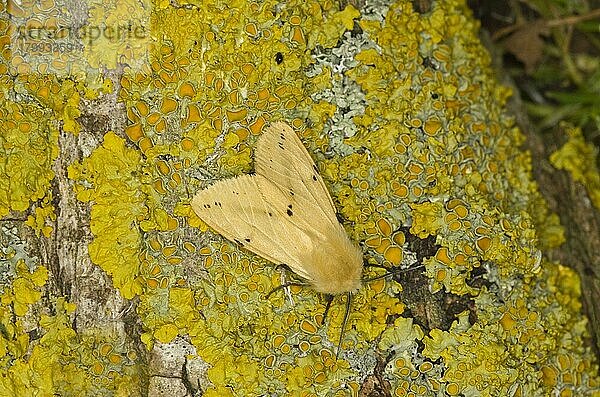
[1,0,599,394]
[0,295,142,396]
[550,125,600,209]
[25,194,56,238]
[409,202,444,238]
[0,99,58,217]
[68,132,146,299]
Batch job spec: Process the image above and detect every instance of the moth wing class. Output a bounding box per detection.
[191,174,322,281]
[255,122,339,231]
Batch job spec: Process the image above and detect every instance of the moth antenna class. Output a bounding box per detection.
[362,264,425,283]
[361,262,392,282]
[336,292,352,360]
[363,262,390,270]
[265,282,307,299]
[361,273,392,283]
[321,294,334,325]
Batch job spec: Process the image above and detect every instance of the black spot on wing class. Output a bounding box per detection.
[277,133,286,150]
[312,164,318,181]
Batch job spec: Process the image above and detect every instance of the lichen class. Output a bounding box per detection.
[1,0,599,395]
[0,93,59,218]
[0,294,142,396]
[422,261,599,396]
[25,193,56,238]
[550,125,600,209]
[1,3,145,393]
[68,132,147,299]
[0,246,141,396]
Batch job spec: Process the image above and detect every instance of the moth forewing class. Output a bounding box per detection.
[191,122,363,295]
[256,122,340,230]
[191,174,314,281]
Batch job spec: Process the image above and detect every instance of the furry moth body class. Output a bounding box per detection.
[191,121,363,295]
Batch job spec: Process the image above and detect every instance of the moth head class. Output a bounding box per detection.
[307,229,363,295]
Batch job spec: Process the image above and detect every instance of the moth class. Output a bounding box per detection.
[191,121,363,296]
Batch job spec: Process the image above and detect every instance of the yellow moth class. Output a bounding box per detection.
[191,121,363,295]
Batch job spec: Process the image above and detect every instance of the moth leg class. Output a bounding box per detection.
[336,292,352,360]
[280,266,294,305]
[274,263,307,282]
[315,293,352,359]
[275,263,295,273]
[272,264,306,305]
[320,294,335,325]
[265,282,307,300]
